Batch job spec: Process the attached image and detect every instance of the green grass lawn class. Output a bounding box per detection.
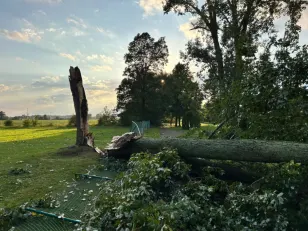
[0,125,160,209]
[0,119,98,127]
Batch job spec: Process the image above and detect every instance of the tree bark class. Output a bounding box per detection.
[186,158,260,183]
[106,137,308,163]
[69,66,93,146]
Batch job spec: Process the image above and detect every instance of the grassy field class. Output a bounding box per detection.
[0,125,160,209]
[0,119,98,127]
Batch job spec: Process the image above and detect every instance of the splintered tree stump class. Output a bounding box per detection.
[69,66,94,146]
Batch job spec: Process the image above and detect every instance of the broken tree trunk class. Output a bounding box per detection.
[68,66,93,146]
[105,137,308,163]
[185,158,260,183]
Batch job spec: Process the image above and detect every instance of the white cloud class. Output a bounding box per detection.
[86,54,98,60]
[32,9,47,16]
[59,53,76,61]
[86,54,114,65]
[24,0,62,4]
[31,75,65,89]
[0,29,42,43]
[70,27,86,36]
[38,10,47,15]
[45,27,67,38]
[138,0,165,16]
[94,8,100,13]
[99,55,114,65]
[0,84,25,92]
[15,57,24,61]
[87,80,109,89]
[90,65,112,72]
[46,28,56,32]
[0,84,10,92]
[179,18,202,40]
[82,75,91,84]
[0,19,43,43]
[67,16,87,29]
[298,9,308,30]
[96,27,116,38]
[40,76,60,82]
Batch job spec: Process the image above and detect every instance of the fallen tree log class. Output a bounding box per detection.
[105,137,308,163]
[185,158,260,183]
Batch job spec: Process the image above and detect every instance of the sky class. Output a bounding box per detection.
[1,0,308,116]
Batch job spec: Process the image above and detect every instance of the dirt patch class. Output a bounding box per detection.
[160,128,184,138]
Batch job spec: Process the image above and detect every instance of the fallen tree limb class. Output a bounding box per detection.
[105,137,308,163]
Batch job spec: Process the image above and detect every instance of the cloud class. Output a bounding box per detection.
[67,15,87,29]
[86,54,98,60]
[15,57,24,61]
[0,19,43,43]
[0,84,10,92]
[85,80,109,90]
[0,84,25,92]
[94,8,100,13]
[86,54,114,65]
[46,28,56,32]
[90,65,112,72]
[59,53,76,61]
[33,75,115,107]
[32,10,47,17]
[35,95,54,104]
[0,29,42,43]
[38,10,47,15]
[70,27,86,36]
[87,89,114,100]
[298,9,308,30]
[179,18,202,40]
[35,93,71,105]
[96,27,116,38]
[31,76,65,89]
[45,27,66,37]
[138,0,165,16]
[24,0,62,4]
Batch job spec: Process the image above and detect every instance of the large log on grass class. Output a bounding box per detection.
[69,66,93,146]
[106,137,308,163]
[186,158,260,183]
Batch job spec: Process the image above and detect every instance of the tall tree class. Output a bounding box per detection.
[166,63,203,129]
[164,0,308,139]
[0,111,6,120]
[116,32,169,125]
[164,0,306,88]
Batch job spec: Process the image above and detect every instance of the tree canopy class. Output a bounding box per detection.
[164,0,308,141]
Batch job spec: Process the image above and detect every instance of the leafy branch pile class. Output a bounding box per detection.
[80,149,308,231]
[0,206,30,230]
